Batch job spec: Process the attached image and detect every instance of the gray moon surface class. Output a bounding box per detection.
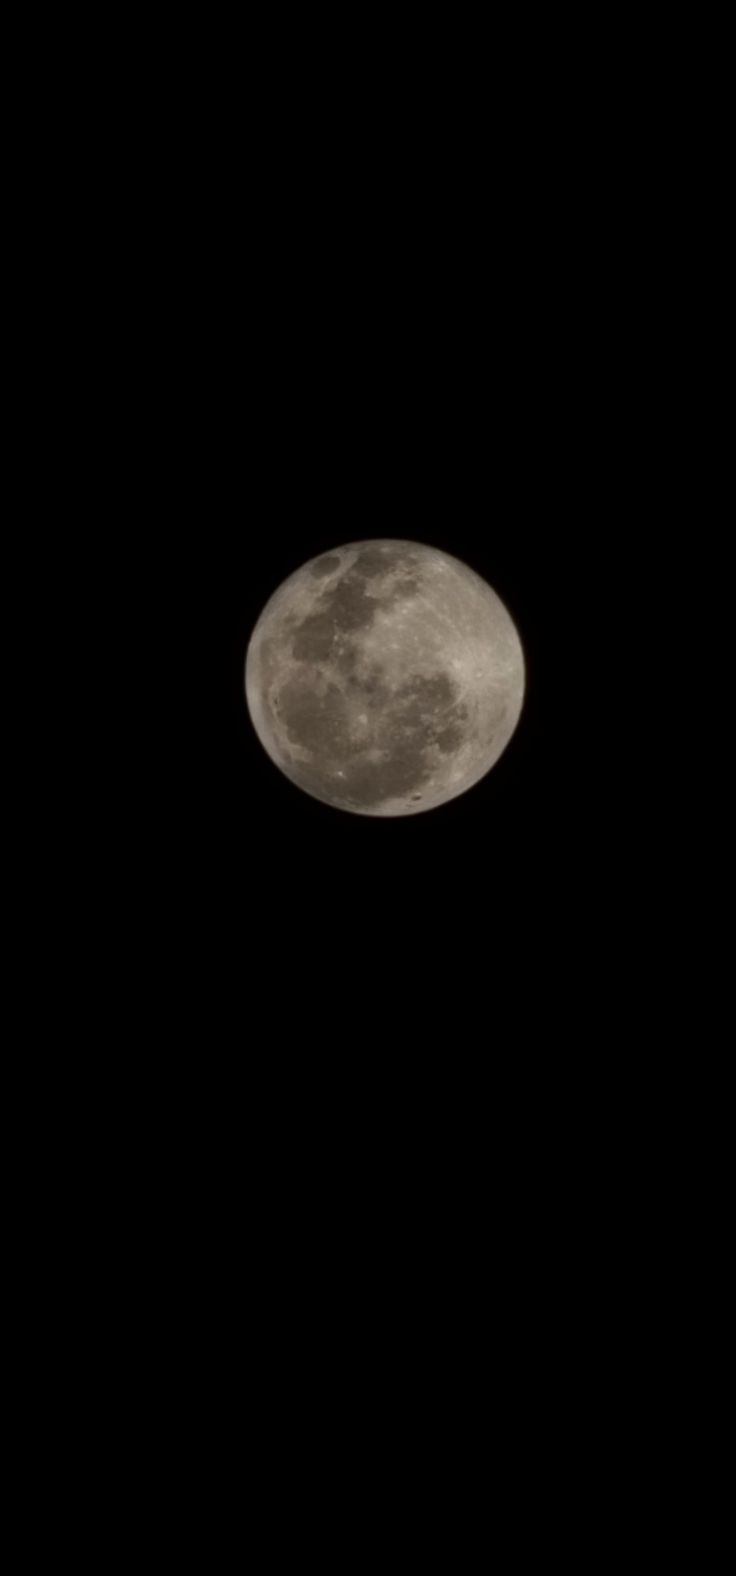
[245,540,525,817]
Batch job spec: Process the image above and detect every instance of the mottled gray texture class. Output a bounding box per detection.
[245,540,525,816]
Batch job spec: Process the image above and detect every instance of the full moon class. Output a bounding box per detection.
[245,540,525,817]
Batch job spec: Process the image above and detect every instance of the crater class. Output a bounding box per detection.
[309,554,342,578]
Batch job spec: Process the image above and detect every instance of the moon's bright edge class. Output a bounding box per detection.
[245,540,525,816]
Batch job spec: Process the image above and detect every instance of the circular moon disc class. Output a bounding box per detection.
[245,540,525,817]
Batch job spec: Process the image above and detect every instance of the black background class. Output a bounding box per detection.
[136,44,639,1050]
[86,20,666,1167]
[24,14,698,1526]
[33,23,679,1087]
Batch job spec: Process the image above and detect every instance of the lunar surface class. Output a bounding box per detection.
[245,541,525,816]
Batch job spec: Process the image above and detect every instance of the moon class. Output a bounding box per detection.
[245,540,525,817]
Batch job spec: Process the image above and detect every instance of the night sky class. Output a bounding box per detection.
[41,19,678,1511]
